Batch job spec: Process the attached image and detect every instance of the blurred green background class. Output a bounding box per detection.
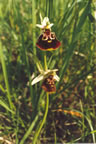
[0,0,96,143]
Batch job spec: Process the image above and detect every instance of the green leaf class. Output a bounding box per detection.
[20,114,39,144]
[0,99,15,114]
[58,0,91,88]
[91,130,96,134]
[76,0,91,33]
[0,84,5,93]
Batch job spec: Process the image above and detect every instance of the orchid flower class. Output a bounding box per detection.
[31,69,60,93]
[31,69,59,85]
[36,15,61,51]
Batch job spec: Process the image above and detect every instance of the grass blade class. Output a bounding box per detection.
[0,41,14,110]
[20,114,39,144]
[58,0,91,88]
[0,99,14,114]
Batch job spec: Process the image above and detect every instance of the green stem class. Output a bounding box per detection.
[33,1,50,142]
[33,53,49,144]
[46,0,49,17]
[32,0,37,110]
[25,50,33,108]
[33,93,49,144]
[32,0,36,55]
[44,52,47,71]
[0,41,14,110]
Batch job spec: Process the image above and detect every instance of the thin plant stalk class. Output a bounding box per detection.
[32,0,37,110]
[46,0,49,17]
[44,52,47,71]
[25,49,33,108]
[33,1,50,143]
[33,54,49,144]
[33,93,49,144]
[32,0,36,55]
[0,41,14,110]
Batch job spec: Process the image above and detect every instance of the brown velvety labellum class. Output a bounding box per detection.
[42,75,56,93]
[36,31,61,51]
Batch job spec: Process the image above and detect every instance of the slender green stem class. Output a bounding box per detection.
[46,0,49,17]
[33,52,49,144]
[33,93,49,144]
[44,52,47,71]
[49,0,53,19]
[25,49,33,107]
[32,0,37,110]
[32,0,36,55]
[33,1,50,143]
[0,41,14,110]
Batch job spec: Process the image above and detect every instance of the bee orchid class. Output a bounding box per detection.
[36,15,61,51]
[31,69,60,93]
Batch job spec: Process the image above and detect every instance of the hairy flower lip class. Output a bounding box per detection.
[36,34,61,51]
[36,29,61,51]
[31,69,59,85]
[42,75,56,93]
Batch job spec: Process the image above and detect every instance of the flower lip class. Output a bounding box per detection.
[42,74,56,93]
[36,29,61,51]
[36,35,61,51]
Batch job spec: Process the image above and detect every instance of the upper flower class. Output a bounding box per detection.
[36,14,54,30]
[36,14,61,51]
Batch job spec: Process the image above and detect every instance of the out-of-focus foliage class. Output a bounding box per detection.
[0,0,96,143]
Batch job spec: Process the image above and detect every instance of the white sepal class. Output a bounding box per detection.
[42,17,49,26]
[36,15,54,29]
[36,24,44,29]
[54,74,60,82]
[49,23,54,28]
[31,74,44,85]
[43,69,58,74]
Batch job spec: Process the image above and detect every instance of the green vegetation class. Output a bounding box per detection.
[0,0,96,143]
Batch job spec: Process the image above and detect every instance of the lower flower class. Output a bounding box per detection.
[30,69,59,93]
